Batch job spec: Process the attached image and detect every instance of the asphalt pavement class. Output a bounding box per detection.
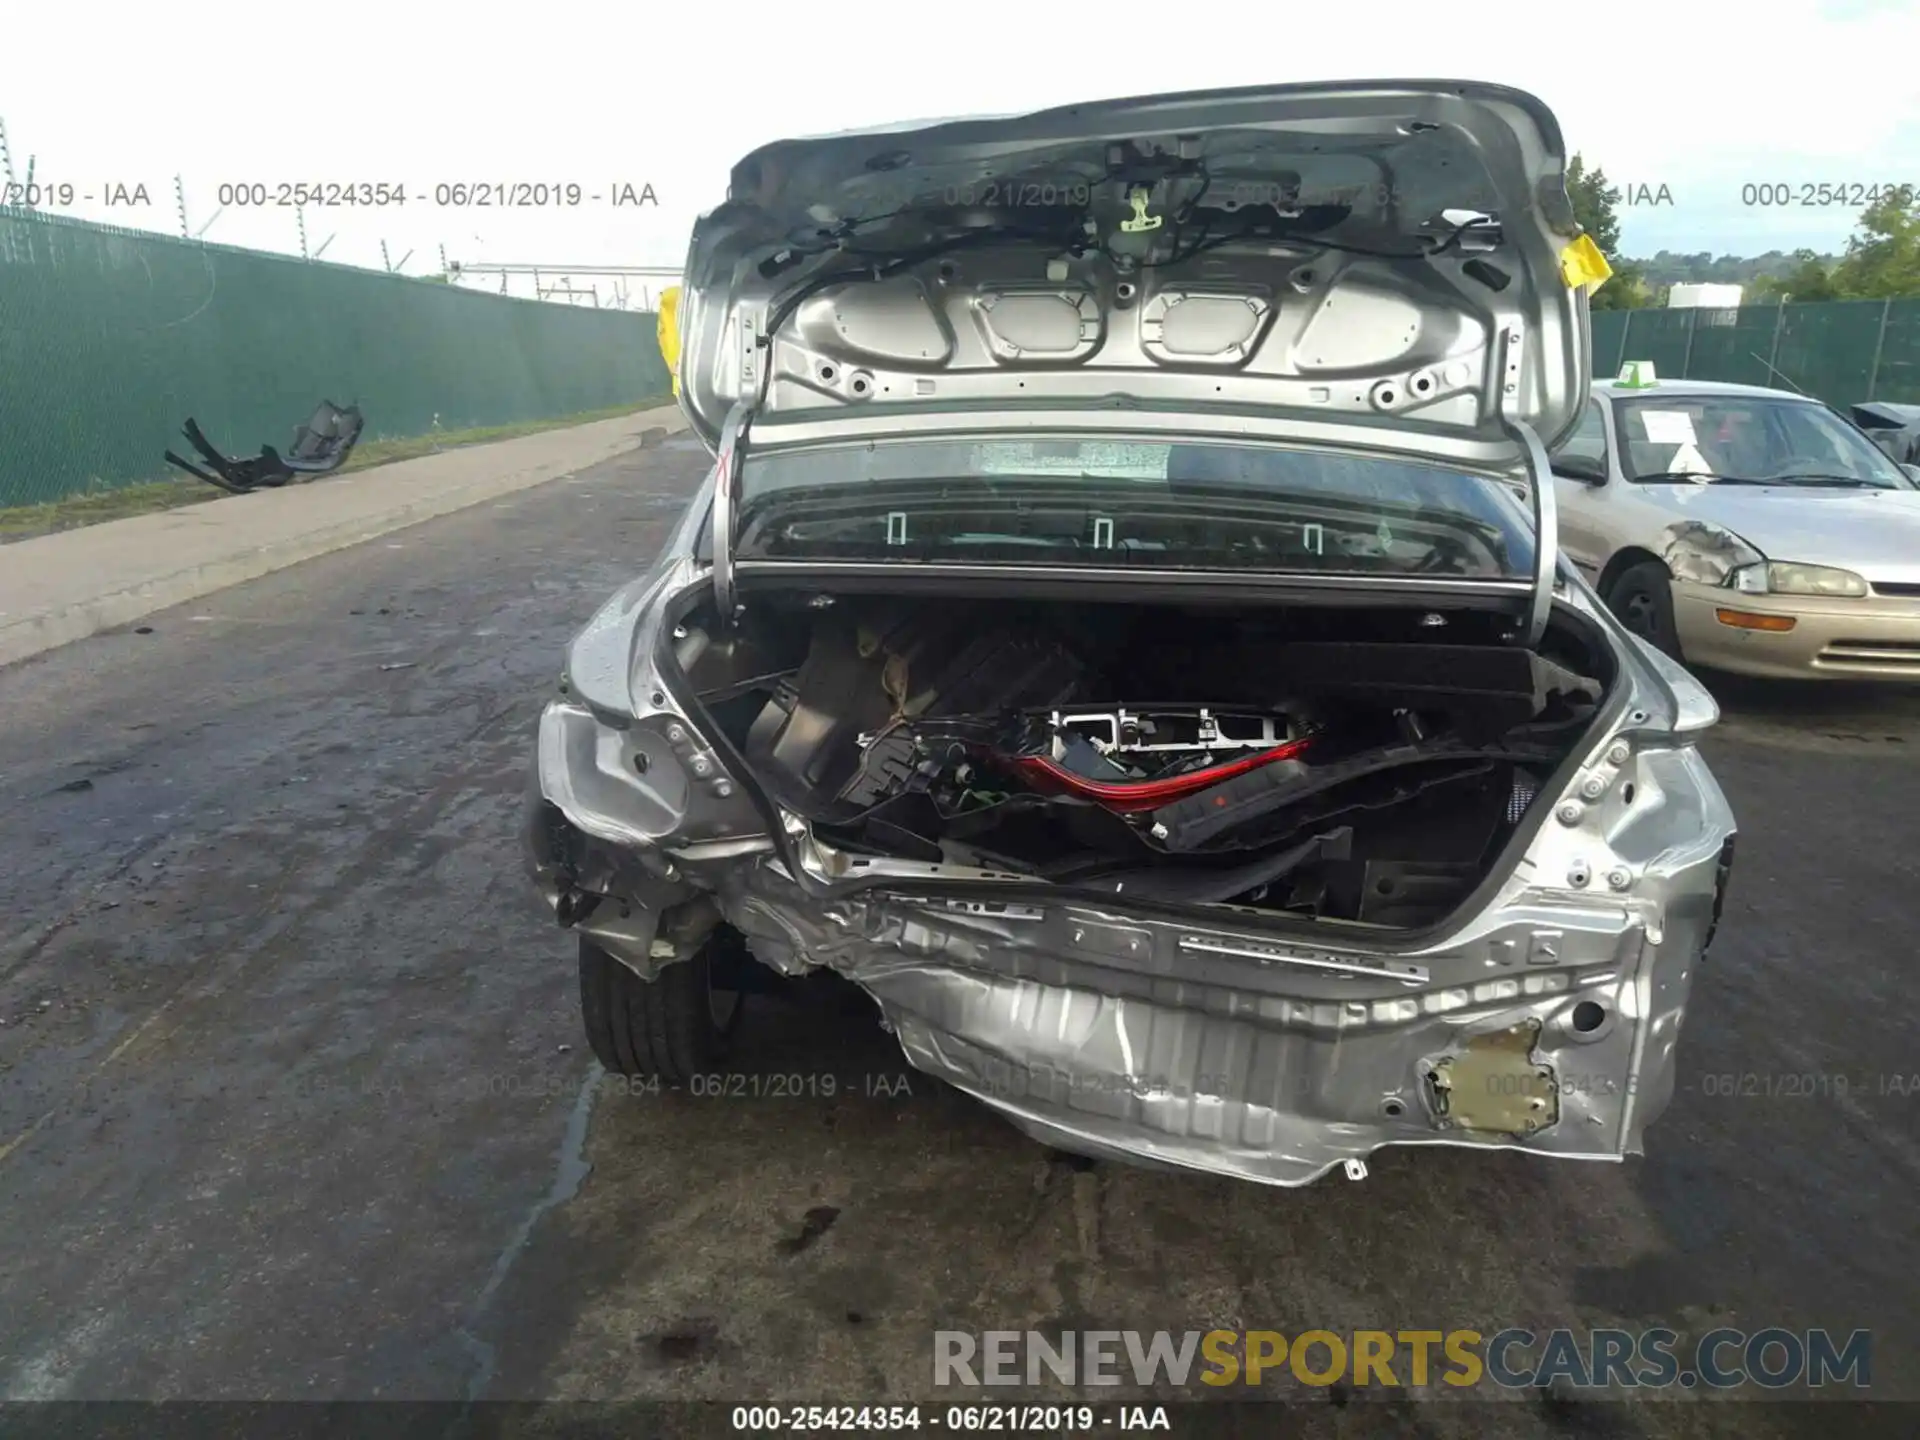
[0,436,1914,1437]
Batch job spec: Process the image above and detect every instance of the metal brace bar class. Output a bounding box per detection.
[1494,325,1558,650]
[886,511,909,545]
[1178,934,1428,986]
[709,401,754,622]
[1092,516,1115,549]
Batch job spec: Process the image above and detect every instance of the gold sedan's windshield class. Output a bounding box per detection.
[1616,395,1912,489]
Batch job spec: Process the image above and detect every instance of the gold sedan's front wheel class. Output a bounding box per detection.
[1608,560,1685,661]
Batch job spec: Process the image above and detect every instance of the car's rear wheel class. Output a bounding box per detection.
[578,928,746,1084]
[1607,560,1684,660]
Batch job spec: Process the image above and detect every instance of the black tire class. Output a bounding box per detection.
[1607,560,1684,660]
[577,929,746,1084]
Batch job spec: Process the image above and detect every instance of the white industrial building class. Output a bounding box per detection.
[1666,282,1745,308]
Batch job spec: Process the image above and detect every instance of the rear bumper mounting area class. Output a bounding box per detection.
[655,833,1713,1187]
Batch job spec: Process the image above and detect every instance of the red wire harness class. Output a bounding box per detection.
[1006,736,1314,814]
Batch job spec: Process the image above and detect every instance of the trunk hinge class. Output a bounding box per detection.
[710,400,754,624]
[1494,324,1559,651]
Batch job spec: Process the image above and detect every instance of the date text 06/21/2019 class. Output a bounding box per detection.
[207,181,659,209]
[1,181,662,210]
[728,1404,1172,1432]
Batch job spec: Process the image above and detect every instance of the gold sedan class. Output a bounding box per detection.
[1550,372,1920,679]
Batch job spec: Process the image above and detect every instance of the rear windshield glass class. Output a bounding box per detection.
[729,437,1535,580]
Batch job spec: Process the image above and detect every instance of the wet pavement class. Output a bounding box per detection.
[0,437,1914,1436]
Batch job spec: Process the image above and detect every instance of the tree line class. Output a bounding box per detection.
[1568,155,1920,309]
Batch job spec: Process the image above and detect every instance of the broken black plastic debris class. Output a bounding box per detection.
[163,400,364,493]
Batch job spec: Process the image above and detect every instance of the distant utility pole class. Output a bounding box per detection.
[0,117,15,188]
[174,175,189,238]
[381,239,392,272]
[1867,296,1894,401]
[439,242,449,279]
[297,205,309,259]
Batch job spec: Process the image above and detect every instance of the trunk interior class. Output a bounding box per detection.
[668,589,1615,932]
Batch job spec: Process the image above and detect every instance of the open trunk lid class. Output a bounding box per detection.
[682,80,1607,650]
[677,79,1601,471]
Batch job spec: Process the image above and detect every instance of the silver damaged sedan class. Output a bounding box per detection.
[525,80,1738,1188]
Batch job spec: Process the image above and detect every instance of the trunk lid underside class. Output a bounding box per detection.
[677,79,1597,474]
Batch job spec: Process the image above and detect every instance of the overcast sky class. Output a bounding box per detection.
[7,0,1916,300]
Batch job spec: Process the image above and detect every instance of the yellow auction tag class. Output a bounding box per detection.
[658,285,682,396]
[1560,235,1613,295]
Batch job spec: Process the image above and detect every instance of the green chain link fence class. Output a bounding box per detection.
[12,202,1917,510]
[1590,298,1920,407]
[0,206,671,508]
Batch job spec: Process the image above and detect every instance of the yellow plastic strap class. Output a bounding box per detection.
[658,286,682,396]
[1560,235,1613,295]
